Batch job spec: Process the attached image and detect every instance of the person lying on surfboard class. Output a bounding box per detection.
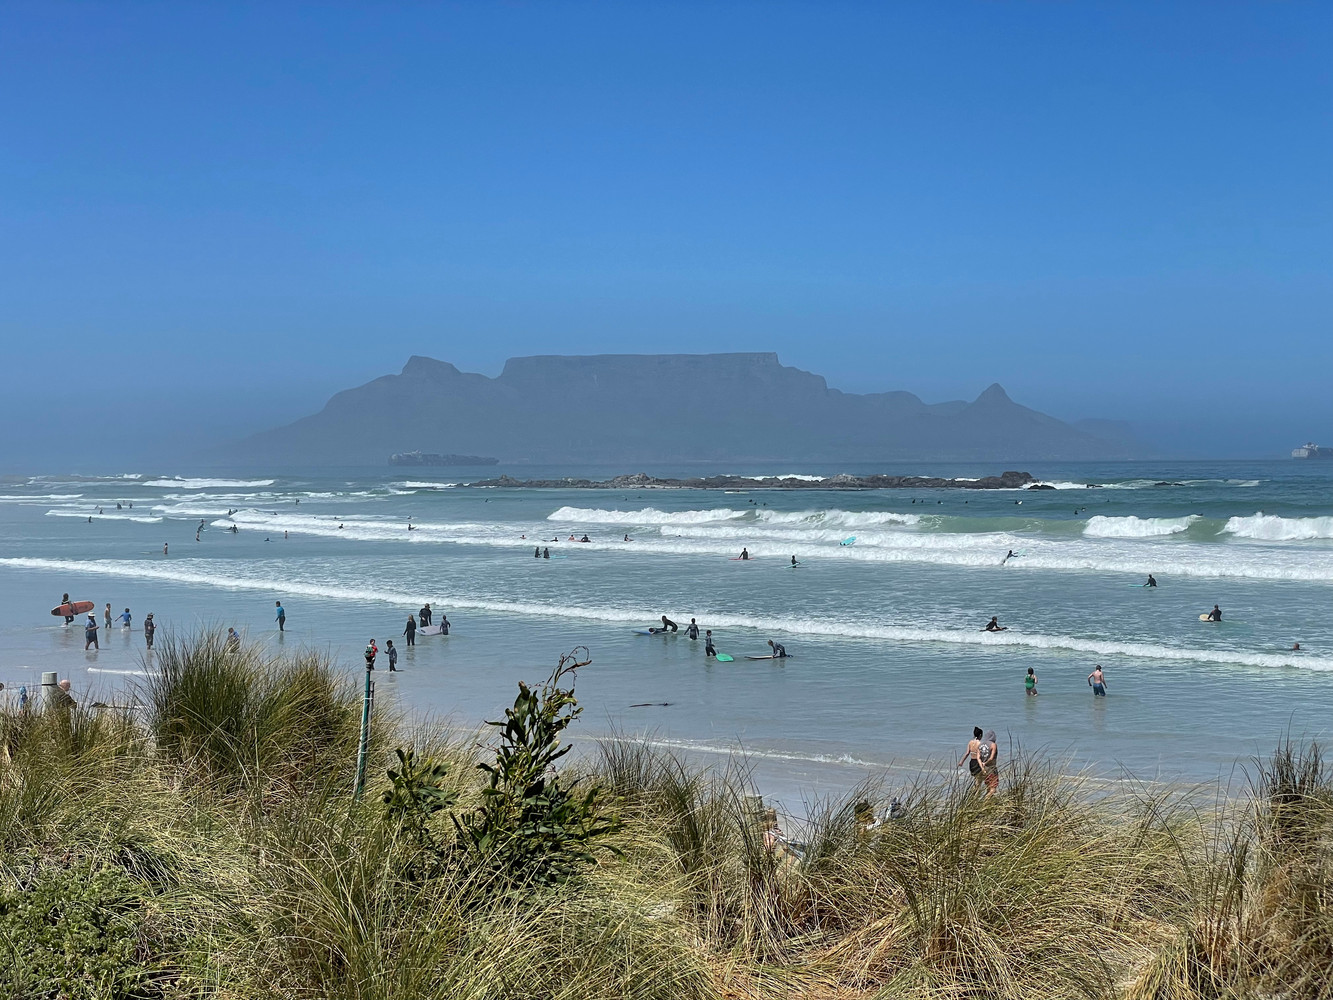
[982,616,1008,632]
[649,615,679,634]
[767,640,788,658]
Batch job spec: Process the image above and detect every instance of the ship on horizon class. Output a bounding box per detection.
[1291,442,1333,459]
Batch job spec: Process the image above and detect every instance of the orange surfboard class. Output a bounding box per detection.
[51,601,95,617]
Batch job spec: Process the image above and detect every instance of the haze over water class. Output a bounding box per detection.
[4,459,1332,808]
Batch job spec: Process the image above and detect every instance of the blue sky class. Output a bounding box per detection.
[2,1,1329,463]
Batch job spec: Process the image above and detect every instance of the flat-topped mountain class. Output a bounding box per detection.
[231,353,1131,465]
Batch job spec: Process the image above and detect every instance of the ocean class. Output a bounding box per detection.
[3,460,1331,812]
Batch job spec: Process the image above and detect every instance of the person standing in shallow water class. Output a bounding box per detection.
[1088,665,1108,696]
[84,615,99,650]
[274,601,286,632]
[143,613,156,649]
[403,615,416,646]
[386,640,398,671]
[1025,667,1038,696]
[959,727,985,788]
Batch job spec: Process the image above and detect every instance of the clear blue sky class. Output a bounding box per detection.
[2,1,1329,463]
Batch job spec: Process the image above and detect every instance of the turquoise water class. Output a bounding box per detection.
[3,460,1332,806]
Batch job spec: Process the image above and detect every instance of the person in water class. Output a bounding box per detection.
[624,534,631,542]
[439,614,450,635]
[686,618,699,640]
[543,547,550,558]
[1208,604,1222,622]
[386,640,398,672]
[739,548,750,560]
[403,614,416,646]
[704,630,716,657]
[983,617,1007,632]
[1146,574,1158,588]
[651,616,679,634]
[274,601,285,632]
[1087,665,1108,696]
[84,615,99,650]
[1002,549,1016,565]
[1292,642,1301,651]
[791,555,799,566]
[61,593,73,625]
[1025,667,1038,696]
[982,731,999,795]
[143,613,156,649]
[118,608,132,628]
[767,640,787,658]
[104,604,113,630]
[958,727,986,788]
[534,547,541,558]
[419,604,431,627]
[580,534,590,543]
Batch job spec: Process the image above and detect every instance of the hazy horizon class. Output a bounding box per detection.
[2,2,1329,465]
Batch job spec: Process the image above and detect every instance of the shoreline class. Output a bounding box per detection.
[468,470,1039,490]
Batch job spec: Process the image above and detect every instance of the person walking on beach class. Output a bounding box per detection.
[959,727,985,788]
[84,615,99,650]
[104,603,113,631]
[1087,665,1108,696]
[403,614,416,646]
[386,640,398,671]
[274,601,286,632]
[143,613,156,649]
[982,730,1000,795]
[1025,667,1038,696]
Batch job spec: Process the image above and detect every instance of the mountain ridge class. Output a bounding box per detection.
[227,353,1134,465]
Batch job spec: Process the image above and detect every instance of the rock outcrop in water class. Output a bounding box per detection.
[232,353,1131,465]
[468,471,1037,490]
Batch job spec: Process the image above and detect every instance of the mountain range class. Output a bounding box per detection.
[230,353,1135,465]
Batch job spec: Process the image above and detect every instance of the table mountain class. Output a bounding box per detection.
[229,353,1130,464]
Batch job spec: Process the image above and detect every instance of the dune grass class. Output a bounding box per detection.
[1,632,1331,998]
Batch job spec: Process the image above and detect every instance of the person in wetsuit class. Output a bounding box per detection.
[1146,574,1157,587]
[739,548,750,560]
[686,619,699,640]
[650,616,679,634]
[543,547,550,558]
[767,640,787,658]
[1208,604,1222,621]
[419,604,432,627]
[983,617,1007,632]
[704,630,716,657]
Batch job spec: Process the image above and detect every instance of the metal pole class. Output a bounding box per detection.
[354,664,374,798]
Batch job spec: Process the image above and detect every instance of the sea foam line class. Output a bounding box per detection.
[1,556,1326,672]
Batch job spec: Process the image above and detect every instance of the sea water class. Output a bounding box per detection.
[2,460,1331,811]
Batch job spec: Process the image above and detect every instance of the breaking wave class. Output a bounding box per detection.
[142,478,276,489]
[548,506,748,525]
[1224,513,1333,541]
[1083,515,1199,538]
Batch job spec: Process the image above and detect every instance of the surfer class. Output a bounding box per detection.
[686,619,699,640]
[1087,665,1108,696]
[650,616,679,634]
[84,615,99,650]
[230,525,238,533]
[739,547,750,561]
[767,640,787,658]
[1145,574,1157,588]
[543,547,550,558]
[88,516,92,523]
[791,555,799,566]
[403,615,416,645]
[163,543,168,555]
[419,604,431,627]
[1207,604,1222,622]
[1025,667,1038,696]
[439,614,450,635]
[143,613,156,649]
[275,601,286,632]
[534,547,541,557]
[386,640,398,672]
[982,617,1008,632]
[704,630,716,657]
[116,502,122,509]
[1002,550,1016,565]
[61,593,73,625]
[118,608,131,629]
[580,534,590,542]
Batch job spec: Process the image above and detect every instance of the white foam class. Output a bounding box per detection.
[1224,513,1333,541]
[44,510,163,524]
[1083,515,1199,538]
[396,481,460,489]
[2,555,1329,673]
[757,508,922,528]
[141,478,275,489]
[548,506,748,525]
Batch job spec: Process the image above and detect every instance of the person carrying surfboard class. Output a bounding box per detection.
[767,640,788,658]
[61,593,73,625]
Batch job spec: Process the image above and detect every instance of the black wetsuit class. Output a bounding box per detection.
[771,643,787,658]
[661,617,678,632]
[419,606,431,627]
[404,619,416,646]
[687,623,699,640]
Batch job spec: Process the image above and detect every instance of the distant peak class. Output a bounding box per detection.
[974,383,1011,404]
[401,356,461,377]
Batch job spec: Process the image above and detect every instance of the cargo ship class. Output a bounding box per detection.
[1291,442,1333,459]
